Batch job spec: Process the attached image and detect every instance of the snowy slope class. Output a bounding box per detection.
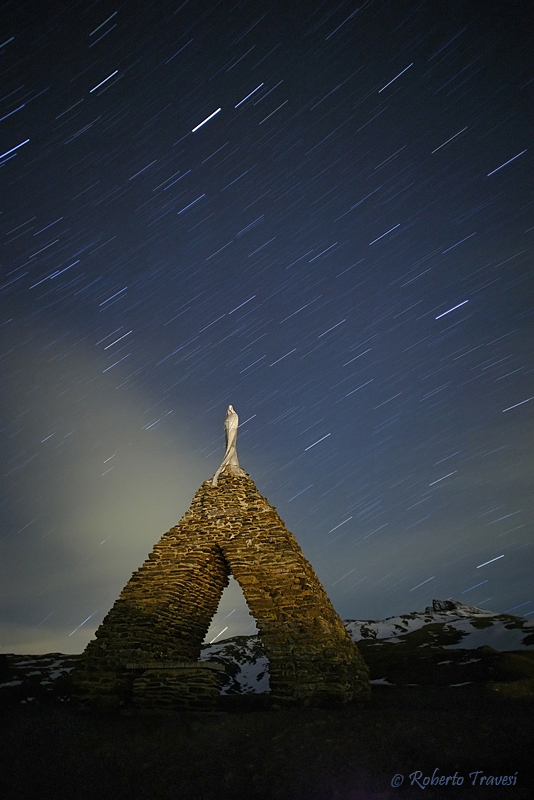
[344,599,534,650]
[200,634,269,694]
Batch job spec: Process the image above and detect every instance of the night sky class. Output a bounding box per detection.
[1,0,533,655]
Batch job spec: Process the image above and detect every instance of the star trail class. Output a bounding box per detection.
[0,0,532,653]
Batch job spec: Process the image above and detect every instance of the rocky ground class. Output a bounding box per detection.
[0,684,532,800]
[1,645,533,800]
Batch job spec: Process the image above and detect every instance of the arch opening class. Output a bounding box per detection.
[204,575,258,644]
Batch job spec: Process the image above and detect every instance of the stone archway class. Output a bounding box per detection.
[73,468,369,710]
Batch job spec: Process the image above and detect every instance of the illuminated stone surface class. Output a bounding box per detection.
[73,468,369,710]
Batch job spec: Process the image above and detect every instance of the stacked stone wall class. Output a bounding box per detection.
[131,667,220,712]
[73,469,369,709]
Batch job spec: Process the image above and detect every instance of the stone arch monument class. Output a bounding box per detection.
[73,407,369,710]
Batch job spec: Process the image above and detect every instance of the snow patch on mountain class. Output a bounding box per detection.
[344,599,534,650]
[200,635,270,694]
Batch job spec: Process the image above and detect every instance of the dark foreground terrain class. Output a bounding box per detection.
[2,608,533,800]
[1,683,532,800]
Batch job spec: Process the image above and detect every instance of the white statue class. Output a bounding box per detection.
[211,405,245,486]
